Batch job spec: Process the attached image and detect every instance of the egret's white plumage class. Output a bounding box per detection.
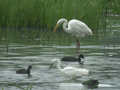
[54,18,93,53]
[51,58,89,79]
[54,18,93,37]
[67,19,93,37]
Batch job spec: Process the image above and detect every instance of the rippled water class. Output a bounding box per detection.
[0,41,120,90]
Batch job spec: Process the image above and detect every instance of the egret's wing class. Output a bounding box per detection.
[68,19,92,37]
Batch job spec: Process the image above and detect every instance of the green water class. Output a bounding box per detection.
[0,14,119,90]
[0,26,120,90]
[0,0,120,89]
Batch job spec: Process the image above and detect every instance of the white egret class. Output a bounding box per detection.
[53,18,93,53]
[50,58,89,79]
[61,54,84,65]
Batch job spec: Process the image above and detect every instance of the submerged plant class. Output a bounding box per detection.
[1,88,4,90]
[15,84,33,90]
[0,85,33,90]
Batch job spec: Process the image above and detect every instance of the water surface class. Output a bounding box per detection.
[0,40,120,90]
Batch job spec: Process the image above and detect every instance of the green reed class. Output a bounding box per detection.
[0,0,119,30]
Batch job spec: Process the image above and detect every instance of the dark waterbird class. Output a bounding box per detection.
[16,65,32,77]
[61,54,84,64]
[82,79,99,89]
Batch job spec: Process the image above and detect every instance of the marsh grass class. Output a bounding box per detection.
[0,0,119,30]
[16,84,33,90]
[0,0,119,46]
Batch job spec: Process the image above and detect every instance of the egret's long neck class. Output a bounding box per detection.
[63,20,68,32]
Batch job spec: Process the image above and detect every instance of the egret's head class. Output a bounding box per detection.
[53,18,67,32]
[49,58,60,69]
[57,18,67,25]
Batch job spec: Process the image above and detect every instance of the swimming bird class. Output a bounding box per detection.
[53,18,93,53]
[61,54,84,64]
[50,58,89,79]
[16,65,32,77]
[82,79,99,89]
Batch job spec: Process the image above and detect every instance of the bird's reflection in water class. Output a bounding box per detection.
[58,83,88,90]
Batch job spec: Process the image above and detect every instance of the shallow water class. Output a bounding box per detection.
[0,41,120,90]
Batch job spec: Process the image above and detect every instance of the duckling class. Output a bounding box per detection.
[82,79,99,89]
[16,65,32,77]
[61,54,84,64]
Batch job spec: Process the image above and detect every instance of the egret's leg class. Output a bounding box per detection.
[76,39,80,54]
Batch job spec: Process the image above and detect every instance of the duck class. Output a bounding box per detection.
[61,54,84,64]
[16,65,32,77]
[82,79,99,89]
[50,58,89,79]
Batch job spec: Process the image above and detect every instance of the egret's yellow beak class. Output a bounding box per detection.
[53,24,59,32]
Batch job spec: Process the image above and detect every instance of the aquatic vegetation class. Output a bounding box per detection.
[0,0,119,30]
[0,0,119,46]
[0,84,33,90]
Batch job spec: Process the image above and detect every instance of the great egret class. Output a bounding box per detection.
[50,58,89,79]
[53,18,93,53]
[61,54,84,65]
[16,65,32,77]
